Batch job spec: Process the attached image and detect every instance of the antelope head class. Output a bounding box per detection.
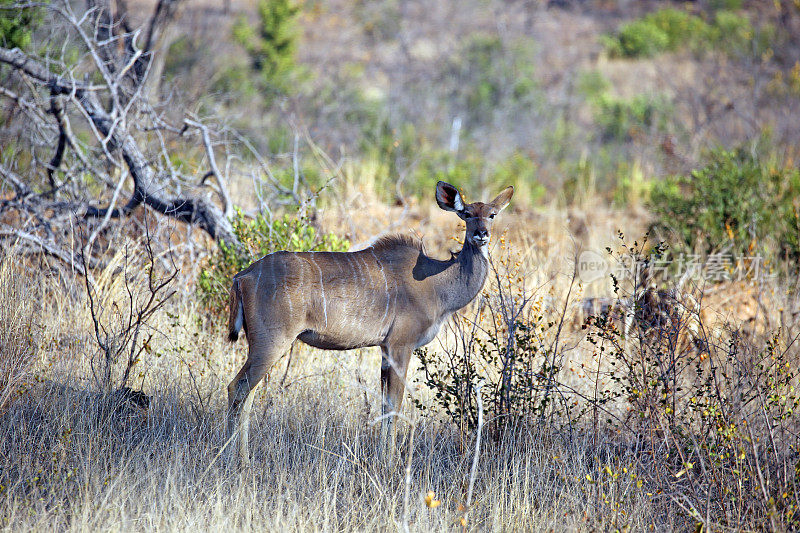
[435,181,514,250]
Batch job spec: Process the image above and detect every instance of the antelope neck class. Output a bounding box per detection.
[436,239,489,313]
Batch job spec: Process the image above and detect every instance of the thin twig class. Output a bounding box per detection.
[184,118,233,218]
[464,379,485,529]
[402,421,417,533]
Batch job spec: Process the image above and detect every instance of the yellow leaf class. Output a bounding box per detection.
[425,491,441,509]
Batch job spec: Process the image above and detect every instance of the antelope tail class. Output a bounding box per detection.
[227,279,245,342]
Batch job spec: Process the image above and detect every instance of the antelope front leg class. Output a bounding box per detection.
[379,345,412,460]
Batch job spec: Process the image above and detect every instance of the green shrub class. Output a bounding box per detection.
[576,70,611,101]
[232,0,301,98]
[163,35,196,82]
[604,8,710,58]
[650,148,800,261]
[709,0,742,10]
[0,0,43,50]
[603,7,764,59]
[594,93,671,142]
[197,211,350,314]
[579,70,672,143]
[209,62,258,101]
[712,10,770,57]
[647,7,712,51]
[406,148,489,199]
[603,17,670,58]
[488,151,545,205]
[450,34,539,127]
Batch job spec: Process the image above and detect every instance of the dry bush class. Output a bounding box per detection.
[413,229,800,530]
[82,233,177,393]
[579,249,800,530]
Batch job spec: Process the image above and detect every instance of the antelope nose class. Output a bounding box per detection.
[474,228,489,239]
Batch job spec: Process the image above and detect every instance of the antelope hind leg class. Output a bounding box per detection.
[226,334,292,466]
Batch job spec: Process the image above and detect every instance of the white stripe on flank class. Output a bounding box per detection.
[312,258,328,328]
[358,254,373,306]
[371,248,390,330]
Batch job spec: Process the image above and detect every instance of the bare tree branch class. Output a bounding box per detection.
[0,45,237,245]
[184,118,233,218]
[0,163,32,197]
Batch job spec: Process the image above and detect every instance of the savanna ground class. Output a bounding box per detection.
[2,0,800,531]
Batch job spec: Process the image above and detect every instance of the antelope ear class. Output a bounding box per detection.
[435,181,465,212]
[490,186,514,212]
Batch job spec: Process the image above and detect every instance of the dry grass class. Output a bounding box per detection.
[0,366,673,531]
[0,247,38,414]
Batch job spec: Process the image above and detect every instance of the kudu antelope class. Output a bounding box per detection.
[225,181,514,463]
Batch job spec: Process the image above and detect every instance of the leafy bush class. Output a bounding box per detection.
[709,0,742,10]
[602,17,671,59]
[197,211,350,314]
[487,151,545,205]
[578,70,672,143]
[594,93,671,142]
[711,10,765,57]
[576,70,611,101]
[604,8,709,58]
[603,8,763,59]
[450,34,539,127]
[0,0,42,50]
[650,148,800,260]
[647,7,712,51]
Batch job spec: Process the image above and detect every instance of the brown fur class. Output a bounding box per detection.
[369,234,424,253]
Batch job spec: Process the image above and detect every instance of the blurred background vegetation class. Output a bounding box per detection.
[156,0,800,249]
[3,0,800,265]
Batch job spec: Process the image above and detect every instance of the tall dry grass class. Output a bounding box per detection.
[0,247,38,414]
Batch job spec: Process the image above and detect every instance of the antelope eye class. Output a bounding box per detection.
[489,214,495,219]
